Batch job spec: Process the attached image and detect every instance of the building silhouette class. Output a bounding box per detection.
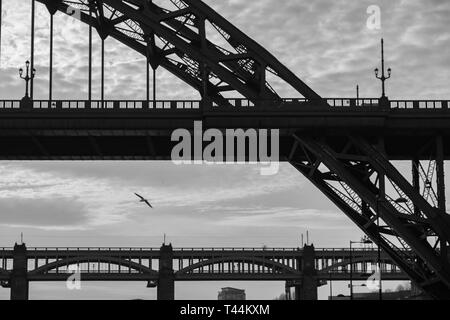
[218,288,246,301]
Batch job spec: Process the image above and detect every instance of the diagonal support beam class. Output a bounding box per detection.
[291,134,450,298]
[350,136,450,243]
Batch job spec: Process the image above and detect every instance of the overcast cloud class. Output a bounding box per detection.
[0,0,448,300]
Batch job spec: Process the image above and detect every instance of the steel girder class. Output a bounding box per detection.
[36,0,322,104]
[289,135,450,299]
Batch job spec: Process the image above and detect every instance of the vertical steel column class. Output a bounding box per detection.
[101,39,104,108]
[30,0,35,100]
[153,67,156,108]
[436,135,448,262]
[412,158,421,216]
[377,138,386,300]
[88,6,92,102]
[436,136,446,213]
[146,60,150,103]
[49,13,54,102]
[349,242,353,300]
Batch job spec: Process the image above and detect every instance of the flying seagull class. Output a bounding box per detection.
[135,193,153,208]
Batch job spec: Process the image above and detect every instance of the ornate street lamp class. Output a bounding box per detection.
[374,39,392,108]
[19,60,36,109]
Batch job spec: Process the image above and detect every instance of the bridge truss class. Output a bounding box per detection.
[0,0,449,299]
[289,135,450,298]
[36,0,322,104]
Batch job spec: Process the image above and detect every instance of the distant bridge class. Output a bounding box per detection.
[0,244,408,300]
[1,0,449,299]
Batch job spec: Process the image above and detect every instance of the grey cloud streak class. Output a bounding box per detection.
[0,196,89,229]
[1,0,449,100]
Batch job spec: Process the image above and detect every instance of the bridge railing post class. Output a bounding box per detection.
[10,243,29,300]
[379,97,390,111]
[20,97,33,110]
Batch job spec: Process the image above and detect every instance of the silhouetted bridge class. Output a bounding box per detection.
[1,98,450,161]
[0,244,408,300]
[1,0,450,299]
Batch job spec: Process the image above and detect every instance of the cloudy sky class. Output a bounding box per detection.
[0,0,449,300]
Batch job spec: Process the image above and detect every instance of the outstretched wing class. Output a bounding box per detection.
[135,193,145,201]
[144,200,153,209]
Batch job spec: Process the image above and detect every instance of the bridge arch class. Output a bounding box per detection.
[320,257,401,274]
[177,256,299,276]
[33,0,321,103]
[28,256,158,276]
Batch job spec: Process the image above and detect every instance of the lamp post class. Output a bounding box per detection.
[374,39,391,98]
[374,39,391,109]
[356,84,360,106]
[19,60,36,109]
[350,237,373,300]
[19,60,35,99]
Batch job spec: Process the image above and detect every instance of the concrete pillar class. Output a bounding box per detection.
[10,243,28,300]
[295,245,318,300]
[157,244,174,300]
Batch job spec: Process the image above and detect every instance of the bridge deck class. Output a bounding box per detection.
[1,99,450,160]
[0,247,409,282]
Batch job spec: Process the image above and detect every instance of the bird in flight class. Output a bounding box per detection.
[135,193,153,208]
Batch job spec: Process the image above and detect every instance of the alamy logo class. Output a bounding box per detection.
[366,264,381,290]
[66,265,81,290]
[171,121,280,176]
[65,6,83,31]
[367,5,381,30]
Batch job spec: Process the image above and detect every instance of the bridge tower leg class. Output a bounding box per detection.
[10,243,28,301]
[295,245,318,300]
[157,244,175,300]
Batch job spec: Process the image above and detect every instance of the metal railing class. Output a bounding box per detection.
[0,98,449,111]
[0,247,398,253]
[25,247,160,252]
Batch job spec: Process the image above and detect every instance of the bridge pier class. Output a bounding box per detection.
[157,244,175,300]
[295,245,318,301]
[10,243,29,301]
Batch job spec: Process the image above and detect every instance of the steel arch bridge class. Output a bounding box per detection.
[38,0,322,103]
[0,244,408,300]
[0,0,450,299]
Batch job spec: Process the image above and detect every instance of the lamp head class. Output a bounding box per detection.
[19,68,23,76]
[374,68,379,77]
[387,68,392,77]
[25,60,30,68]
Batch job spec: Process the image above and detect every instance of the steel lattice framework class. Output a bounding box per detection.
[2,0,447,300]
[289,135,450,298]
[38,0,322,104]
